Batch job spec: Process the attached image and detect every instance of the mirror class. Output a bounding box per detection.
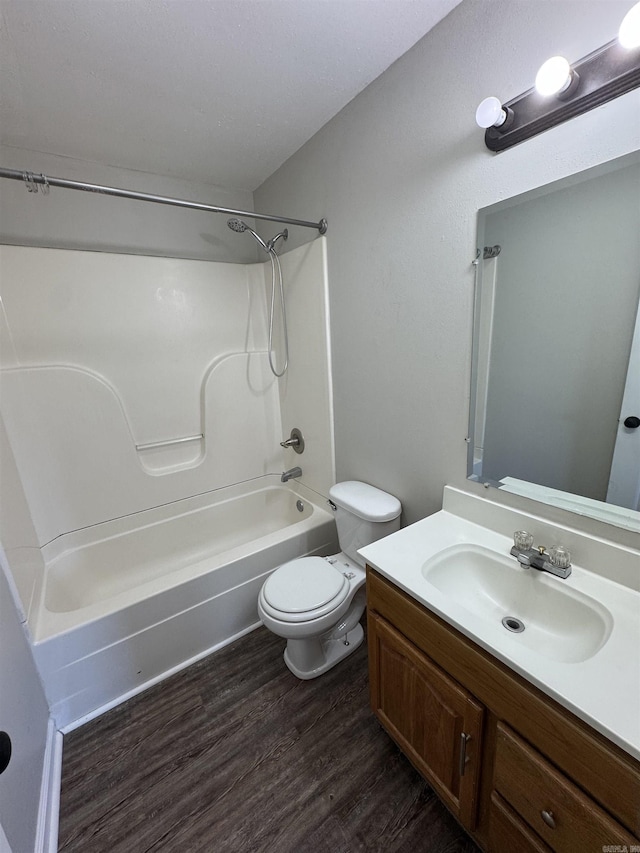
[469,151,640,532]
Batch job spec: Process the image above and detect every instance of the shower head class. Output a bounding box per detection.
[227,218,269,251]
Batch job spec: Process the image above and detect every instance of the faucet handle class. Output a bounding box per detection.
[280,427,305,454]
[549,545,571,569]
[513,530,534,550]
[280,437,300,448]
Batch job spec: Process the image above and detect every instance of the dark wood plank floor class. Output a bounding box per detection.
[59,623,480,853]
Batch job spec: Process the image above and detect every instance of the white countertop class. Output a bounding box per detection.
[360,495,640,762]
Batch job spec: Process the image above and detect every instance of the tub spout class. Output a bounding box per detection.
[281,467,302,482]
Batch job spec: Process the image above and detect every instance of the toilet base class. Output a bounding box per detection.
[283,622,364,680]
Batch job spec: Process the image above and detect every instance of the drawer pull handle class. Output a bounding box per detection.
[541,809,556,829]
[459,733,471,777]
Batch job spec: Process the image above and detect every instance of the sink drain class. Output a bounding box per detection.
[502,616,525,633]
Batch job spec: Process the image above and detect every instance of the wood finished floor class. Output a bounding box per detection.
[59,624,480,853]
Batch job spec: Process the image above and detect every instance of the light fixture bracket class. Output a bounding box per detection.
[484,39,640,152]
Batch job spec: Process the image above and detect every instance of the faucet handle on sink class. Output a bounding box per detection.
[549,545,571,570]
[513,530,534,550]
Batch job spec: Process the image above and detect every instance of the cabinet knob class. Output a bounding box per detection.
[541,809,556,829]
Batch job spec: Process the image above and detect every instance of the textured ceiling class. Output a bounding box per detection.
[0,0,461,191]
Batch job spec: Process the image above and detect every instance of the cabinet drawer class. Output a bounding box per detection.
[494,723,637,852]
[489,792,552,853]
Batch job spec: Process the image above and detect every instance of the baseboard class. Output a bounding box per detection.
[35,720,63,853]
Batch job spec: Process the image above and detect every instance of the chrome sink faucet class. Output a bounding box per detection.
[510,531,572,579]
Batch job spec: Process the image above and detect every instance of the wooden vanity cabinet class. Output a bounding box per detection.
[366,568,640,852]
[369,611,483,829]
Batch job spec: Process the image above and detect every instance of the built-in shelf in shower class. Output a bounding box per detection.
[136,433,205,474]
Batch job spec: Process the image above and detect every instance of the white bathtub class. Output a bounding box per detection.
[31,477,338,729]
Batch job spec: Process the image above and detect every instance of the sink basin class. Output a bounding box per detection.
[422,544,613,663]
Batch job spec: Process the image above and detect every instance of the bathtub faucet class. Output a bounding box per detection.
[281,467,302,482]
[280,427,305,454]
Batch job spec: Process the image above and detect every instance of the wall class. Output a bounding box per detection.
[0,415,44,622]
[254,0,640,526]
[277,238,335,496]
[0,146,258,263]
[0,553,51,853]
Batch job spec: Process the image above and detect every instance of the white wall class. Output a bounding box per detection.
[254,0,640,526]
[0,555,50,853]
[277,238,335,497]
[0,146,258,264]
[0,242,334,527]
[0,416,44,623]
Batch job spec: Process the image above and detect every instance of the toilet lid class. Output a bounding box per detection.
[263,557,349,614]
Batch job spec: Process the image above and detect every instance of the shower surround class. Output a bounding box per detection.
[0,237,335,727]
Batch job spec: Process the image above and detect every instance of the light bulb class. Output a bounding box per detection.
[475,96,507,129]
[619,1,640,49]
[535,56,573,96]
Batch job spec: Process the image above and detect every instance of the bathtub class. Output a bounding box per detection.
[30,477,338,729]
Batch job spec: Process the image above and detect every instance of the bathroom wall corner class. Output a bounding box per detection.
[274,237,335,497]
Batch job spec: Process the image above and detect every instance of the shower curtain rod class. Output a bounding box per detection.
[0,167,328,234]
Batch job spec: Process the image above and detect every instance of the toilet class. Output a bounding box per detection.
[258,480,401,680]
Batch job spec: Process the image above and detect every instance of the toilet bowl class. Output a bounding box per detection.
[258,481,401,680]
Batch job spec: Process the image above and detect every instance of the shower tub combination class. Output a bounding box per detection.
[31,477,338,729]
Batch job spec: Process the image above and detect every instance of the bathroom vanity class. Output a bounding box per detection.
[360,487,640,852]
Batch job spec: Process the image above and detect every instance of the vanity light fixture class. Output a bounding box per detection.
[534,56,579,98]
[477,3,640,152]
[475,97,514,130]
[619,1,640,49]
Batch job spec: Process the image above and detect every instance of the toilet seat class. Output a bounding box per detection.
[261,557,350,623]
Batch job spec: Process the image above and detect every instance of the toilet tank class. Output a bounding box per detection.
[328,481,401,567]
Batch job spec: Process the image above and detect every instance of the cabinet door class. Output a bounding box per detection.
[368,611,484,829]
